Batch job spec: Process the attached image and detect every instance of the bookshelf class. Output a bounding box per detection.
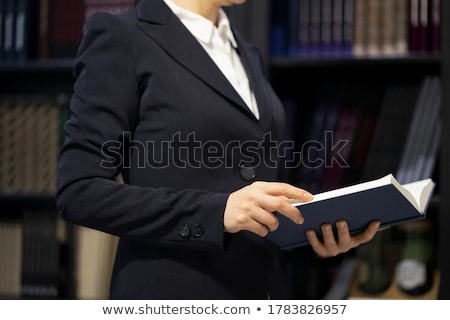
[438,0,450,300]
[230,0,449,299]
[0,0,131,299]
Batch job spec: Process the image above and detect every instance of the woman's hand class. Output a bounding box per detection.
[306,220,381,258]
[224,181,313,237]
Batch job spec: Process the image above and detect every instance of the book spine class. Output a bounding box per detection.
[269,0,288,57]
[430,0,441,52]
[48,0,83,58]
[309,0,322,56]
[344,112,378,185]
[409,0,420,52]
[3,0,15,61]
[395,77,431,184]
[353,0,368,56]
[331,0,344,55]
[0,0,4,60]
[417,0,429,52]
[38,0,49,60]
[287,0,300,57]
[298,0,311,56]
[0,214,23,298]
[14,0,27,60]
[320,107,361,191]
[382,0,396,55]
[320,0,333,55]
[366,0,382,56]
[0,97,60,194]
[342,0,354,55]
[395,0,409,55]
[410,76,441,182]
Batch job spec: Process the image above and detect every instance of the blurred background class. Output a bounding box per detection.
[0,0,449,300]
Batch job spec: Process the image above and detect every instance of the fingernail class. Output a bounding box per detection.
[303,192,313,200]
[297,216,304,224]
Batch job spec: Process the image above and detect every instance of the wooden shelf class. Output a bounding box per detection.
[0,58,74,73]
[0,194,56,211]
[270,54,442,69]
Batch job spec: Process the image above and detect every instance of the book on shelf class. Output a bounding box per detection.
[21,208,60,298]
[343,111,378,185]
[352,0,367,56]
[430,0,441,52]
[0,213,22,298]
[268,0,440,58]
[396,76,441,184]
[0,0,5,60]
[320,0,333,55]
[0,0,40,61]
[417,0,430,52]
[297,0,310,55]
[342,0,354,54]
[0,96,60,195]
[362,83,421,180]
[409,0,419,52]
[2,0,15,60]
[320,107,362,191]
[297,103,341,193]
[394,0,409,55]
[269,0,288,57]
[268,173,435,250]
[0,0,134,61]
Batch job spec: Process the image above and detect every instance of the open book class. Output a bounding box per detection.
[267,174,435,250]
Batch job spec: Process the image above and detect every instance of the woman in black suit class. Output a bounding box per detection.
[56,0,380,299]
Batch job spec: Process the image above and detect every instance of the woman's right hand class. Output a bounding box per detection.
[223,181,313,237]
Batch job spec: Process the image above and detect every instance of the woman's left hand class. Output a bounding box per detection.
[306,220,381,258]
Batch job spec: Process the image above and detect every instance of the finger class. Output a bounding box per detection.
[258,182,314,203]
[244,218,270,237]
[306,229,328,258]
[258,195,304,225]
[321,223,339,254]
[335,220,352,248]
[250,207,280,232]
[353,220,380,245]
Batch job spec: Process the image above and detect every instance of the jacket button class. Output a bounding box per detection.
[191,224,204,238]
[179,224,191,239]
[239,166,256,181]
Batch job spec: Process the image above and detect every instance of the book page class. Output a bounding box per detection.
[290,174,434,215]
[402,178,435,212]
[290,174,393,206]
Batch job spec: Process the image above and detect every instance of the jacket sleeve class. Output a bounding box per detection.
[56,12,228,251]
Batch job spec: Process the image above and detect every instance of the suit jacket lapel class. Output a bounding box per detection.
[233,30,273,130]
[135,0,256,118]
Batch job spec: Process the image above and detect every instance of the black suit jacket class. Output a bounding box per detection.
[57,0,293,299]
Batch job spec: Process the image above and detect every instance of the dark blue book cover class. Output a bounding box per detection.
[268,174,435,249]
[269,0,290,57]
